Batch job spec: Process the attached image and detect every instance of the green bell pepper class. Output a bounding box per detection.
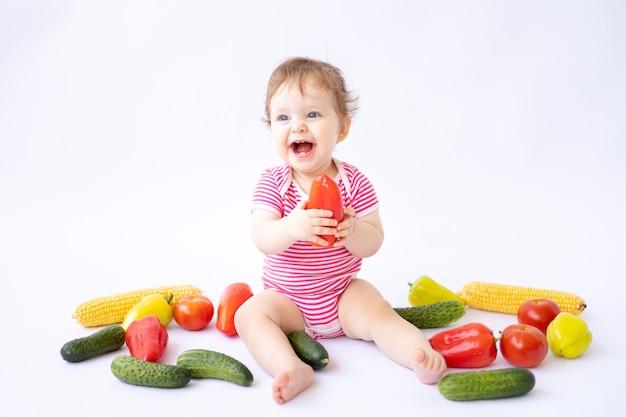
[408,275,466,307]
[122,293,174,330]
[546,312,592,359]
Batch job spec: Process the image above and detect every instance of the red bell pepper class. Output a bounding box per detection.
[429,322,497,368]
[216,282,253,336]
[125,315,169,363]
[306,174,344,247]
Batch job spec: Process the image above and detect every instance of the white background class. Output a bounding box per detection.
[1,0,624,415]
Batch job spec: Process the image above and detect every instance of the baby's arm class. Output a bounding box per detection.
[251,200,339,254]
[334,208,384,258]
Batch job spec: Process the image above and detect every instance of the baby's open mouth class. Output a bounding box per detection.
[292,141,313,155]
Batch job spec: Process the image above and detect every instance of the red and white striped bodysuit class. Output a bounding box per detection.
[251,159,379,339]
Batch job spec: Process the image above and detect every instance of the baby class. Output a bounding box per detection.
[234,57,446,404]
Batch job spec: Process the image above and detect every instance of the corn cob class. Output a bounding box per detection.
[72,284,202,327]
[458,281,586,316]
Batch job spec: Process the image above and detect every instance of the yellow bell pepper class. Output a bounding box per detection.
[408,275,466,307]
[122,293,174,330]
[546,312,592,359]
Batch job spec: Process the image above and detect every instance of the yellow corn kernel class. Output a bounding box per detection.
[458,281,586,316]
[72,284,202,327]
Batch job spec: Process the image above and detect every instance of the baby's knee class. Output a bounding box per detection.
[233,297,255,330]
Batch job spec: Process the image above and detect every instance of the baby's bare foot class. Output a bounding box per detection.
[272,364,314,404]
[409,348,447,384]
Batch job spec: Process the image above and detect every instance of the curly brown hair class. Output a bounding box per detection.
[263,57,359,129]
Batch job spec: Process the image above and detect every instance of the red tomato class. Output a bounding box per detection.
[173,295,214,331]
[500,324,548,368]
[306,174,343,247]
[517,298,561,334]
[216,282,253,336]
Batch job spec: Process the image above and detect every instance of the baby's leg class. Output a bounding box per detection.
[271,364,315,404]
[409,346,447,384]
[338,279,447,384]
[234,290,314,404]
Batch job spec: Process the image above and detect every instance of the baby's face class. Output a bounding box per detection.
[269,81,346,178]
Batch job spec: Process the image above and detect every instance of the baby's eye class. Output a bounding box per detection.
[307,112,320,118]
[277,115,289,122]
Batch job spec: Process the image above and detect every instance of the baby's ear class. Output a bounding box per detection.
[337,117,352,143]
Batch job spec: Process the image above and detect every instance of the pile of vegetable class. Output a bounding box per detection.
[402,275,592,401]
[62,283,257,388]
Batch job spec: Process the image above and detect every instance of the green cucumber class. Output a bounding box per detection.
[60,324,126,363]
[287,330,329,370]
[394,300,465,329]
[438,368,535,401]
[111,355,191,388]
[176,349,254,386]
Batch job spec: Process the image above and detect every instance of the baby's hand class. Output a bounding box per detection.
[289,200,339,246]
[333,207,356,246]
